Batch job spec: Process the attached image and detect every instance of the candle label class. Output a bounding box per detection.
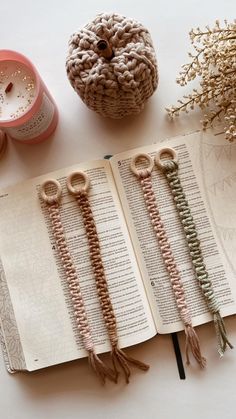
[5,93,55,141]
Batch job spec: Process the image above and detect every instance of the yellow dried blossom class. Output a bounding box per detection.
[166,20,236,141]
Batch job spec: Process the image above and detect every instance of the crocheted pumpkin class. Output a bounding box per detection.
[66,13,158,119]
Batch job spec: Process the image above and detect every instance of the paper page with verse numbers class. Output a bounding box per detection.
[110,130,236,334]
[0,159,156,371]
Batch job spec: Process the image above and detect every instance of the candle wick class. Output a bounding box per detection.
[5,82,13,94]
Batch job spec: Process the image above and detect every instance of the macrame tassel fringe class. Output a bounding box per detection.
[88,350,117,384]
[111,345,149,384]
[213,312,233,357]
[185,325,206,368]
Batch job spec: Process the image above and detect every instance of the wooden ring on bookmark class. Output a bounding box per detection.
[155,147,178,170]
[66,171,90,195]
[130,153,154,177]
[40,179,62,205]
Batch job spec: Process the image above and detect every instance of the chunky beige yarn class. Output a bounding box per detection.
[66,13,158,118]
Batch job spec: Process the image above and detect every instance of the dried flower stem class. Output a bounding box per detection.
[166,20,236,141]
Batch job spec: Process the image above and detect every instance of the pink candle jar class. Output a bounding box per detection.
[0,50,58,144]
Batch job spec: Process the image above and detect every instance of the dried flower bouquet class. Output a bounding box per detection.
[166,20,236,141]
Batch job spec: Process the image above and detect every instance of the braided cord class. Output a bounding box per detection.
[132,164,205,367]
[71,184,149,383]
[139,174,194,327]
[47,203,96,351]
[43,197,116,383]
[74,191,118,345]
[160,158,233,355]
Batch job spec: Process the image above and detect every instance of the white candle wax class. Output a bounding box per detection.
[0,60,36,122]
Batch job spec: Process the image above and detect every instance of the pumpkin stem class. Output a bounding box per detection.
[97,39,114,59]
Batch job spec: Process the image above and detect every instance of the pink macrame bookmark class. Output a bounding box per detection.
[40,179,116,384]
[66,171,150,383]
[131,154,206,368]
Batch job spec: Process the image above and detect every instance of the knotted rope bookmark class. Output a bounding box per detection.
[66,171,149,383]
[40,179,116,384]
[131,154,206,368]
[155,147,233,356]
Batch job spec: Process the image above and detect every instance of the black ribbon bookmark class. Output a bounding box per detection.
[171,333,186,380]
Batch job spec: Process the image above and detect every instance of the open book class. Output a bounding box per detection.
[0,130,235,373]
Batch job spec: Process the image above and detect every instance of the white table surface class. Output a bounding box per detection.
[0,1,236,418]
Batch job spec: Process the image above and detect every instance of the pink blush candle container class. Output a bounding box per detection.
[0,50,58,144]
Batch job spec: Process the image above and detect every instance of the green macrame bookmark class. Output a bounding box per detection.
[155,147,233,356]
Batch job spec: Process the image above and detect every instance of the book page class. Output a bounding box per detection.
[199,130,236,304]
[110,131,236,333]
[0,160,156,371]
